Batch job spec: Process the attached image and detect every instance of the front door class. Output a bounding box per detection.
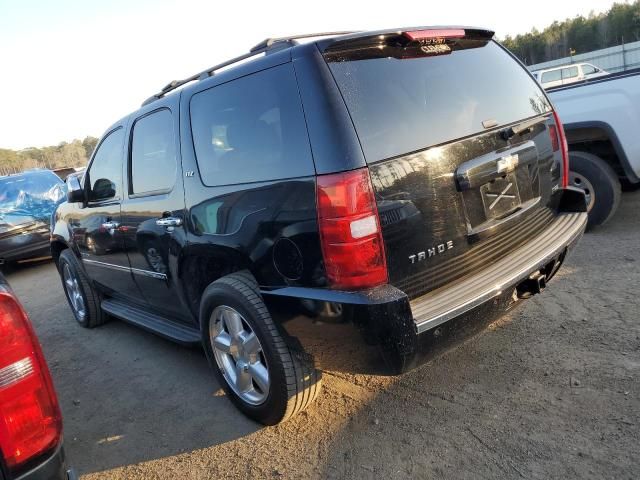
[76,126,143,302]
[120,101,190,322]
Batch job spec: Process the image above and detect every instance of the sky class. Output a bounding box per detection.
[0,0,622,150]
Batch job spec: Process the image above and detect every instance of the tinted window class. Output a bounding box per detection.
[582,64,597,75]
[326,41,551,163]
[130,109,176,194]
[190,63,314,186]
[562,67,579,79]
[541,69,562,83]
[88,128,124,201]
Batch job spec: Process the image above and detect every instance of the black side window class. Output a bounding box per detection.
[189,63,314,186]
[130,109,177,195]
[87,128,124,202]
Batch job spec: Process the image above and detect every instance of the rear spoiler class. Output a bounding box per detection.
[319,27,495,57]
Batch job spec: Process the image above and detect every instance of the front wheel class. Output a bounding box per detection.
[568,151,621,230]
[201,272,321,425]
[57,249,105,328]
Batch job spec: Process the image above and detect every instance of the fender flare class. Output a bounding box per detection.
[563,120,639,183]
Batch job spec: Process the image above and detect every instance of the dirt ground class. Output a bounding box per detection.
[5,190,639,480]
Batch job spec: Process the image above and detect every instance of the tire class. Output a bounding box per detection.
[201,271,321,425]
[57,249,106,328]
[299,299,353,324]
[568,151,621,230]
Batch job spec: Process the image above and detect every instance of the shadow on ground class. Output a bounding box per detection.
[317,190,640,479]
[4,260,260,475]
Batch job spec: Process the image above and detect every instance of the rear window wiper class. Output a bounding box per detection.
[500,117,546,140]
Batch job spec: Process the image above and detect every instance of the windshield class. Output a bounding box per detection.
[0,170,66,224]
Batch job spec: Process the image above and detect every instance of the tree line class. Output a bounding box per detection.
[0,137,98,176]
[3,2,639,176]
[502,0,640,65]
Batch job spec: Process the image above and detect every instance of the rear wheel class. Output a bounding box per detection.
[57,249,105,328]
[201,272,321,425]
[568,151,621,230]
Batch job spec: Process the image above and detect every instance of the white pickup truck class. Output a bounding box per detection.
[547,68,640,228]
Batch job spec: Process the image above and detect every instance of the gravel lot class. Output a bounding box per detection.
[4,190,639,480]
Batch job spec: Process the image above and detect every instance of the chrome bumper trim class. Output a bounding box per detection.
[412,211,587,334]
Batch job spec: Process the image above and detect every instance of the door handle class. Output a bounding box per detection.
[455,140,537,191]
[101,221,120,229]
[156,217,183,227]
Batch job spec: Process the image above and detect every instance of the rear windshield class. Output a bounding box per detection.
[325,39,551,162]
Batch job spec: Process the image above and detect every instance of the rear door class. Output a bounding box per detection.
[120,96,190,322]
[322,30,564,299]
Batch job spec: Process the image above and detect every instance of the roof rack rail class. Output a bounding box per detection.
[249,31,356,52]
[141,50,260,107]
[141,31,355,107]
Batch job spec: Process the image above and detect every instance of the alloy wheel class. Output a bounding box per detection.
[63,264,86,320]
[210,305,270,405]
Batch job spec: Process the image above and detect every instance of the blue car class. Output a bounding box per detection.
[0,170,66,265]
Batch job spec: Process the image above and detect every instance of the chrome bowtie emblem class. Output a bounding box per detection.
[496,153,519,174]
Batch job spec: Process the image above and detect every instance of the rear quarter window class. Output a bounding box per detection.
[325,40,551,163]
[541,69,562,83]
[189,63,314,186]
[541,70,561,83]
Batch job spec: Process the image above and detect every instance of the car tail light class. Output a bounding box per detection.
[316,168,388,290]
[403,29,466,41]
[550,110,570,188]
[0,292,62,473]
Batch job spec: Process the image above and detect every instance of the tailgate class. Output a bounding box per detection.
[323,28,564,298]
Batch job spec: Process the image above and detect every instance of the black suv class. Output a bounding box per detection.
[51,27,587,425]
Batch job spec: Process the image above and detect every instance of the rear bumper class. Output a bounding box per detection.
[263,191,587,373]
[14,442,76,480]
[412,209,587,334]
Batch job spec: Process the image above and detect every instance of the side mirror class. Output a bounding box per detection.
[66,175,85,203]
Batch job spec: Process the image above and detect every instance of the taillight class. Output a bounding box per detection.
[0,292,62,473]
[316,168,388,290]
[550,110,570,188]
